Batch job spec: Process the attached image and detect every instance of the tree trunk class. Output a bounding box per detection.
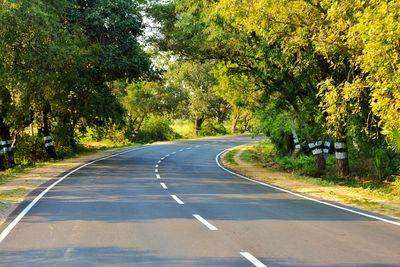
[136,114,146,132]
[316,153,326,176]
[309,141,326,176]
[69,120,77,148]
[231,112,240,133]
[128,115,138,142]
[0,140,4,170]
[0,120,15,169]
[289,118,301,156]
[41,102,57,159]
[195,117,204,135]
[335,140,349,177]
[30,123,35,136]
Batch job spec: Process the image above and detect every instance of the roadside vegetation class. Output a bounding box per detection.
[224,141,400,219]
[1,0,400,195]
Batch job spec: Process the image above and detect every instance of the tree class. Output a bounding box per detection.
[164,61,228,134]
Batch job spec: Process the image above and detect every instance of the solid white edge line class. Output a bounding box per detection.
[216,149,400,227]
[193,214,218,231]
[171,195,184,204]
[0,146,147,244]
[240,252,267,267]
[160,183,168,189]
[156,174,161,179]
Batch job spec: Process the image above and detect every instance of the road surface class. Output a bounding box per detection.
[1,135,400,266]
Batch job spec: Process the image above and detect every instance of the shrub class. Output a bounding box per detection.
[277,155,334,177]
[200,121,227,136]
[136,117,181,143]
[14,134,47,164]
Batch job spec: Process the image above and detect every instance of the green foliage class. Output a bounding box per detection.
[257,104,293,156]
[14,135,48,164]
[200,121,228,136]
[278,156,320,177]
[171,120,196,138]
[224,150,238,165]
[135,117,180,143]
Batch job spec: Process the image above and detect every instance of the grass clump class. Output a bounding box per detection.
[224,150,238,165]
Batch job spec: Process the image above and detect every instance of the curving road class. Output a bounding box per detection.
[0,135,400,266]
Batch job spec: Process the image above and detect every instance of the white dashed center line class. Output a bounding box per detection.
[155,169,158,173]
[155,164,159,168]
[156,174,161,179]
[166,154,170,157]
[171,195,184,204]
[193,214,218,231]
[179,149,184,152]
[157,160,161,164]
[171,151,176,154]
[186,147,192,150]
[160,183,168,189]
[240,252,267,267]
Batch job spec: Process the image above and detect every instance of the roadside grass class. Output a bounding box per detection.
[0,187,29,202]
[223,141,400,219]
[225,150,238,165]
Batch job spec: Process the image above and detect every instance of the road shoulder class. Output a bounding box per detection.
[220,144,400,221]
[0,146,139,226]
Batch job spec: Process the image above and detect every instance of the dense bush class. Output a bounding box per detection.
[136,117,181,143]
[200,121,228,136]
[278,155,321,177]
[257,110,293,156]
[14,134,48,164]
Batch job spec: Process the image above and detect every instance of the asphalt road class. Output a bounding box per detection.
[0,135,400,266]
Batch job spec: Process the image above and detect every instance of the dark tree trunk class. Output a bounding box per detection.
[69,121,77,148]
[308,141,326,176]
[136,114,146,132]
[0,140,4,171]
[195,117,204,135]
[0,120,15,169]
[335,140,350,177]
[128,115,138,142]
[41,102,57,159]
[316,153,326,176]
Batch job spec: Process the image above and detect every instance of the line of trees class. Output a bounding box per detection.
[148,0,400,178]
[0,0,150,169]
[2,0,399,180]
